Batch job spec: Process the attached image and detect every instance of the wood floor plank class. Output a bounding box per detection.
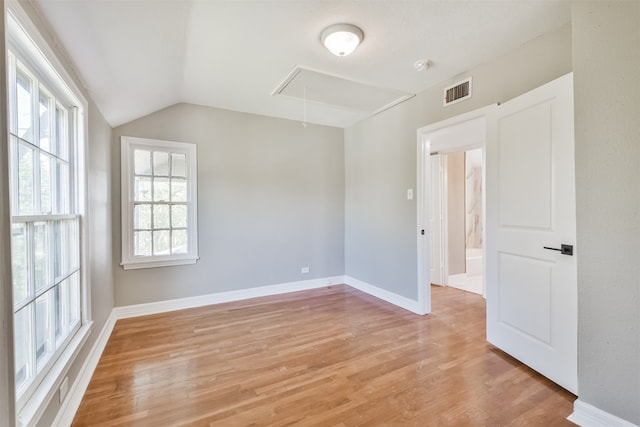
[72,285,576,426]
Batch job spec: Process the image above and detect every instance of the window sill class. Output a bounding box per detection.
[121,257,199,270]
[17,322,93,427]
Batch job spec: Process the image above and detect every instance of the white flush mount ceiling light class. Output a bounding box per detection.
[414,59,432,71]
[320,23,364,56]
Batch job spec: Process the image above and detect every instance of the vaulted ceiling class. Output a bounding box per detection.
[34,0,571,128]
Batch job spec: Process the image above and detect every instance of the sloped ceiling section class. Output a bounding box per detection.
[34,0,192,127]
[34,0,571,128]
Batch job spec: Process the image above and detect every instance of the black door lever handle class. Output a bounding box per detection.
[543,244,573,256]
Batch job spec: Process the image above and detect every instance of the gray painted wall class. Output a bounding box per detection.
[85,100,116,333]
[345,24,572,300]
[112,104,345,306]
[573,1,640,424]
[446,152,466,275]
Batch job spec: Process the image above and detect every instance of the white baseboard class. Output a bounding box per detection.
[52,313,116,427]
[568,399,639,427]
[113,276,346,319]
[111,275,424,320]
[344,275,423,314]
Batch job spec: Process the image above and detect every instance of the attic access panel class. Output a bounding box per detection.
[273,66,413,115]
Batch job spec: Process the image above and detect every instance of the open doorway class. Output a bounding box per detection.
[446,148,483,295]
[416,106,494,313]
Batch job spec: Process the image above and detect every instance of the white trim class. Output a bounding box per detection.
[371,94,416,116]
[0,4,16,419]
[344,276,424,315]
[113,276,345,319]
[415,138,431,314]
[415,105,496,321]
[52,313,115,427]
[120,136,198,270]
[17,323,91,427]
[121,257,198,270]
[6,1,92,423]
[5,2,86,109]
[441,155,449,286]
[568,400,639,427]
[96,276,425,323]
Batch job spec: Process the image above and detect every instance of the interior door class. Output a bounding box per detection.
[430,154,444,286]
[485,73,577,393]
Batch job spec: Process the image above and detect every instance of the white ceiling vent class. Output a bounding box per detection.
[443,78,472,106]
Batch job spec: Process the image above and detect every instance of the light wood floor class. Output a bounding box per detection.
[73,285,576,426]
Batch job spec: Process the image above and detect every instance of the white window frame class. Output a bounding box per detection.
[5,2,92,425]
[121,136,198,270]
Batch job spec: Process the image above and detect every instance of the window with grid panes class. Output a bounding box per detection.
[7,34,84,405]
[120,136,198,269]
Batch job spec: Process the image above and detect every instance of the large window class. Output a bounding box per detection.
[121,136,198,269]
[6,8,88,420]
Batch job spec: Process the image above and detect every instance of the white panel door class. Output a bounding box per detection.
[486,73,577,393]
[430,154,444,285]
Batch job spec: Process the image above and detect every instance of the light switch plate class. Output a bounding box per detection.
[407,188,414,200]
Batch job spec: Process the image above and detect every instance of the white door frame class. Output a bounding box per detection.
[416,105,496,314]
[429,153,445,286]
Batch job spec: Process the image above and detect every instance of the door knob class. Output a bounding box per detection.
[543,244,573,256]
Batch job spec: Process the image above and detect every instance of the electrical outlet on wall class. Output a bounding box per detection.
[301,267,310,274]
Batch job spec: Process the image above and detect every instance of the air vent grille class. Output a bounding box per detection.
[443,78,472,106]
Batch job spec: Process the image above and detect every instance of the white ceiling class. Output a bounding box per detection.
[34,0,571,129]
[274,66,414,115]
